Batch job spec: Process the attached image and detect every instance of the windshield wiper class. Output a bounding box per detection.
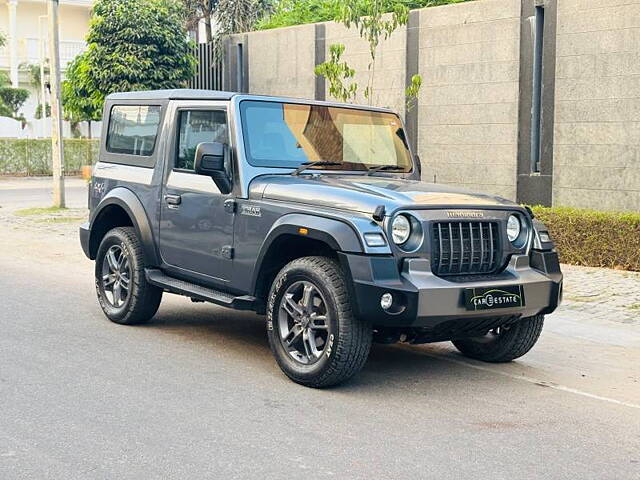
[366,165,405,175]
[292,161,342,176]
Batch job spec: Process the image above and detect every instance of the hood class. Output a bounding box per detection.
[250,174,517,215]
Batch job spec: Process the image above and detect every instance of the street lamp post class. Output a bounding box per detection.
[48,0,65,208]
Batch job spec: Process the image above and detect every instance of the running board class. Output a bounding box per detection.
[145,269,256,311]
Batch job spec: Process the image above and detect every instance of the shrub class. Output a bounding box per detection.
[0,138,99,176]
[531,206,640,271]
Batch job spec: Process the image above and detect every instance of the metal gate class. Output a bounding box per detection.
[189,42,224,91]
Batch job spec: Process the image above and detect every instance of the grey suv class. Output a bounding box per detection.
[80,89,563,387]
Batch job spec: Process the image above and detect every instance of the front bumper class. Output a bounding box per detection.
[340,250,562,329]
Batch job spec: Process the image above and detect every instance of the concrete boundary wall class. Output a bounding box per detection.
[417,0,521,200]
[225,0,640,212]
[552,0,640,211]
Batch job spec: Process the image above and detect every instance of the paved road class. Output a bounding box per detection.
[0,177,87,210]
[0,179,639,479]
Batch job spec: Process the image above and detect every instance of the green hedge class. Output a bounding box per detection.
[0,138,99,176]
[532,206,640,271]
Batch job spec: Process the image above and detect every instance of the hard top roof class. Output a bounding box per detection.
[106,89,237,101]
[105,89,395,114]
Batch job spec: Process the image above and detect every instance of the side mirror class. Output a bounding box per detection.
[414,154,422,179]
[194,142,232,193]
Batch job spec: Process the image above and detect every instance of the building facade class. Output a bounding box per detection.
[0,0,94,137]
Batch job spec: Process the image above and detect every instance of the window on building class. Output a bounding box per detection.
[176,110,228,171]
[106,105,162,156]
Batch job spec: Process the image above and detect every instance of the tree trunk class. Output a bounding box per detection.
[87,120,92,140]
[204,14,213,45]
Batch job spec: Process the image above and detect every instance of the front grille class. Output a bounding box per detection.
[431,221,501,276]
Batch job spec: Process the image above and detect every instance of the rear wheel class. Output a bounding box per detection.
[452,315,544,363]
[266,256,372,388]
[95,227,162,325]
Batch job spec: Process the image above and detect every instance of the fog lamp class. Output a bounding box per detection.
[380,293,393,310]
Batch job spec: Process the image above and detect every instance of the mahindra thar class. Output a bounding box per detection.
[80,90,563,387]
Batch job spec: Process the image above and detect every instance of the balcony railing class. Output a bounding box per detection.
[0,38,87,71]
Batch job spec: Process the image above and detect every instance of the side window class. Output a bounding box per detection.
[106,105,161,156]
[176,110,228,170]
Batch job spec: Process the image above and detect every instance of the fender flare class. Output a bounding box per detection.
[250,213,363,294]
[89,187,160,265]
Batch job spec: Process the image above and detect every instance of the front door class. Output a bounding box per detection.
[159,106,234,284]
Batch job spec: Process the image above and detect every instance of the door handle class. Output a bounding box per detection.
[164,194,182,206]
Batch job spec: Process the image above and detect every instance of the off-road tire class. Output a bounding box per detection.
[452,315,544,363]
[95,227,162,325]
[266,256,372,388]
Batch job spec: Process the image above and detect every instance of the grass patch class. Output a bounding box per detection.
[531,206,640,272]
[15,206,68,216]
[35,216,85,224]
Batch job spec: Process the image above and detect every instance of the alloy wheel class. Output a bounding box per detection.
[278,281,330,365]
[101,244,131,308]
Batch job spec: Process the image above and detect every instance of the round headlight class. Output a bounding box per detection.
[391,215,411,245]
[507,214,521,243]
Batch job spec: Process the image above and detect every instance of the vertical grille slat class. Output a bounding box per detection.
[432,220,501,277]
[488,222,495,269]
[458,222,464,273]
[468,223,474,273]
[448,223,454,274]
[437,223,444,273]
[479,222,485,269]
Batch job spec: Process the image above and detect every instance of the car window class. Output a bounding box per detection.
[239,100,412,172]
[106,105,162,156]
[176,110,228,170]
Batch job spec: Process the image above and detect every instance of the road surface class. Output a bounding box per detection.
[0,178,638,479]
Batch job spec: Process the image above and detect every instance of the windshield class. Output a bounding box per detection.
[239,100,412,172]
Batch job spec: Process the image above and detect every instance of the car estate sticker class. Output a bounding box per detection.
[464,285,525,311]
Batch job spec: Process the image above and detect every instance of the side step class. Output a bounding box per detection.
[145,269,256,311]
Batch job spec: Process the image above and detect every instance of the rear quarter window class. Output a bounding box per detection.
[106,105,162,156]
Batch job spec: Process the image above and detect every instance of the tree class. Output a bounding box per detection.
[337,0,409,102]
[74,0,196,112]
[257,0,339,29]
[35,103,51,120]
[21,62,50,119]
[22,62,49,102]
[259,0,472,30]
[314,44,357,103]
[62,53,102,138]
[183,0,218,44]
[215,0,271,35]
[315,0,422,109]
[183,0,273,42]
[0,32,30,122]
[0,71,30,122]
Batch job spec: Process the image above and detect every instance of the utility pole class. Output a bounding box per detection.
[48,0,65,208]
[39,15,48,138]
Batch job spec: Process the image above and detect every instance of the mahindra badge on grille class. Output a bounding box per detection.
[446,210,484,218]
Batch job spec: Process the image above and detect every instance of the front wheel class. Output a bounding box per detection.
[452,315,544,363]
[266,256,372,388]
